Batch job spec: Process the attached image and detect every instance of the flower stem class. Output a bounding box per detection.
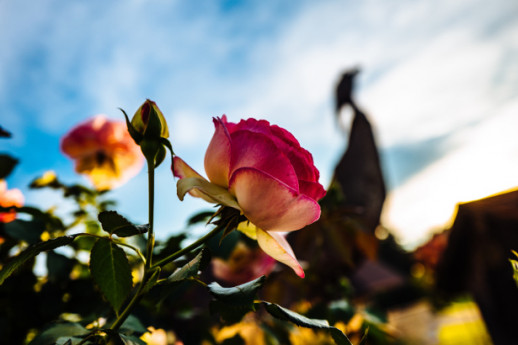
[109,158,155,332]
[145,157,155,270]
[152,223,224,269]
[109,277,146,331]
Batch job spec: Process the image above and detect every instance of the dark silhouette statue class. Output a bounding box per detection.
[333,68,386,234]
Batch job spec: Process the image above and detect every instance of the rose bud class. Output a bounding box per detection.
[131,99,169,140]
[173,116,326,277]
[126,100,172,167]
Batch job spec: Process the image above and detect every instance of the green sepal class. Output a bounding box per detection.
[160,137,175,156]
[89,238,133,314]
[120,108,144,144]
[154,144,167,168]
[187,210,217,226]
[140,138,161,167]
[98,210,148,238]
[142,103,162,140]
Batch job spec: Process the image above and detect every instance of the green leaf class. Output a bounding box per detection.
[208,276,266,324]
[4,219,45,244]
[261,302,352,345]
[56,337,83,345]
[27,322,89,345]
[0,154,18,179]
[47,250,75,283]
[166,248,210,283]
[120,314,148,336]
[208,275,266,305]
[358,327,369,345]
[29,171,63,189]
[210,299,256,324]
[98,211,148,237]
[0,235,77,285]
[510,250,518,288]
[90,238,133,313]
[119,334,147,345]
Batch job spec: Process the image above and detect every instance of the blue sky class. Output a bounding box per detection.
[1,0,518,248]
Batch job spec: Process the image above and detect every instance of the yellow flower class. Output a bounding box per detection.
[212,317,266,345]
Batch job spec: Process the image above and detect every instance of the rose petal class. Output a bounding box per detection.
[173,156,204,180]
[229,167,321,231]
[173,156,240,208]
[299,180,327,201]
[230,130,299,191]
[256,228,304,278]
[204,117,232,187]
[270,125,320,182]
[236,221,258,240]
[177,177,241,210]
[173,156,216,202]
[232,118,272,136]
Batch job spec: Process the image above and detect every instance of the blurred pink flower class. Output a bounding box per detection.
[174,116,325,277]
[0,180,24,223]
[61,115,144,190]
[212,242,277,285]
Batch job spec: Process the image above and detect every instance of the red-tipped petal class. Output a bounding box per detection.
[204,117,232,187]
[256,228,304,278]
[229,167,321,231]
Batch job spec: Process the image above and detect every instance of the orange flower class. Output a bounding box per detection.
[61,115,144,190]
[0,180,24,223]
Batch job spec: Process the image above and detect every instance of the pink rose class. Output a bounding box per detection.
[173,116,326,277]
[212,241,277,285]
[0,180,24,223]
[61,115,144,190]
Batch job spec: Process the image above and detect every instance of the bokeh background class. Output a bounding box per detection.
[2,0,518,249]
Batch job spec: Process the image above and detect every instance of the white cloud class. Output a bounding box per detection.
[382,99,518,248]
